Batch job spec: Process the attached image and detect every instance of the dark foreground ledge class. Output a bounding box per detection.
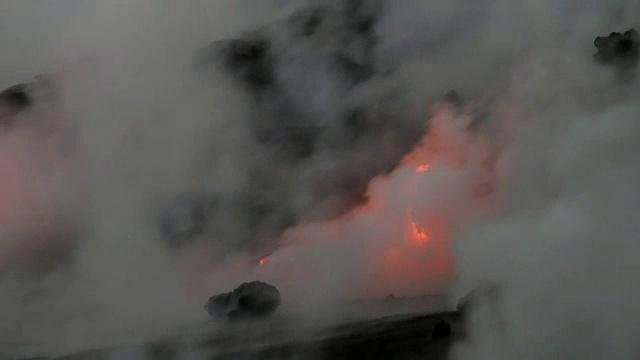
[237,311,464,360]
[23,310,463,360]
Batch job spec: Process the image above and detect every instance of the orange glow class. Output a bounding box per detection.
[183,107,502,300]
[409,220,429,245]
[368,242,455,297]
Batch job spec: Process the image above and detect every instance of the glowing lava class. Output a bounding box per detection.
[408,163,431,245]
[409,220,429,245]
[192,103,500,300]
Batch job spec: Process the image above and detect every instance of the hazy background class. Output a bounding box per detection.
[0,1,638,359]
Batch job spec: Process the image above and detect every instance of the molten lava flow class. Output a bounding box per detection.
[354,104,499,296]
[193,103,500,301]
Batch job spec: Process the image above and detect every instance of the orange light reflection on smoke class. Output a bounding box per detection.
[409,220,429,245]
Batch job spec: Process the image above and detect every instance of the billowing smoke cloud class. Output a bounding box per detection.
[1,0,640,358]
[0,1,309,355]
[0,0,433,354]
[453,50,640,359]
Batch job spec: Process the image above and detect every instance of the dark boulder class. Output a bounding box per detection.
[593,29,639,77]
[1,83,32,110]
[432,321,452,340]
[205,281,281,320]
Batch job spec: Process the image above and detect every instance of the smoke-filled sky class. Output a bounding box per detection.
[0,0,639,359]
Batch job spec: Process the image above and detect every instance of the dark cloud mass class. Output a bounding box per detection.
[163,0,426,255]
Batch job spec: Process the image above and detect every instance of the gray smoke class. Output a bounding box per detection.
[1,0,640,358]
[164,0,430,256]
[0,0,437,354]
[453,55,640,359]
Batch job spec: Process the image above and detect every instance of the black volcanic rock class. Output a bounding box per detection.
[432,321,452,340]
[205,281,281,320]
[1,83,32,110]
[0,82,33,128]
[58,310,465,360]
[318,312,461,360]
[593,29,639,76]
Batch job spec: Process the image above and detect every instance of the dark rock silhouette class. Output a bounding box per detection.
[1,83,32,110]
[432,321,452,340]
[593,28,639,77]
[205,281,281,320]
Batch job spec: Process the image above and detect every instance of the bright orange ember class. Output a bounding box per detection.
[416,164,431,172]
[259,255,269,266]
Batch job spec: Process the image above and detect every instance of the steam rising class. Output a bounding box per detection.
[453,61,640,358]
[0,0,639,359]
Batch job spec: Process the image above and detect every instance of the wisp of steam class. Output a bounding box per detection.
[0,0,639,359]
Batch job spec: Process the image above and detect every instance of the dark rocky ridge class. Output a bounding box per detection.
[32,309,463,360]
